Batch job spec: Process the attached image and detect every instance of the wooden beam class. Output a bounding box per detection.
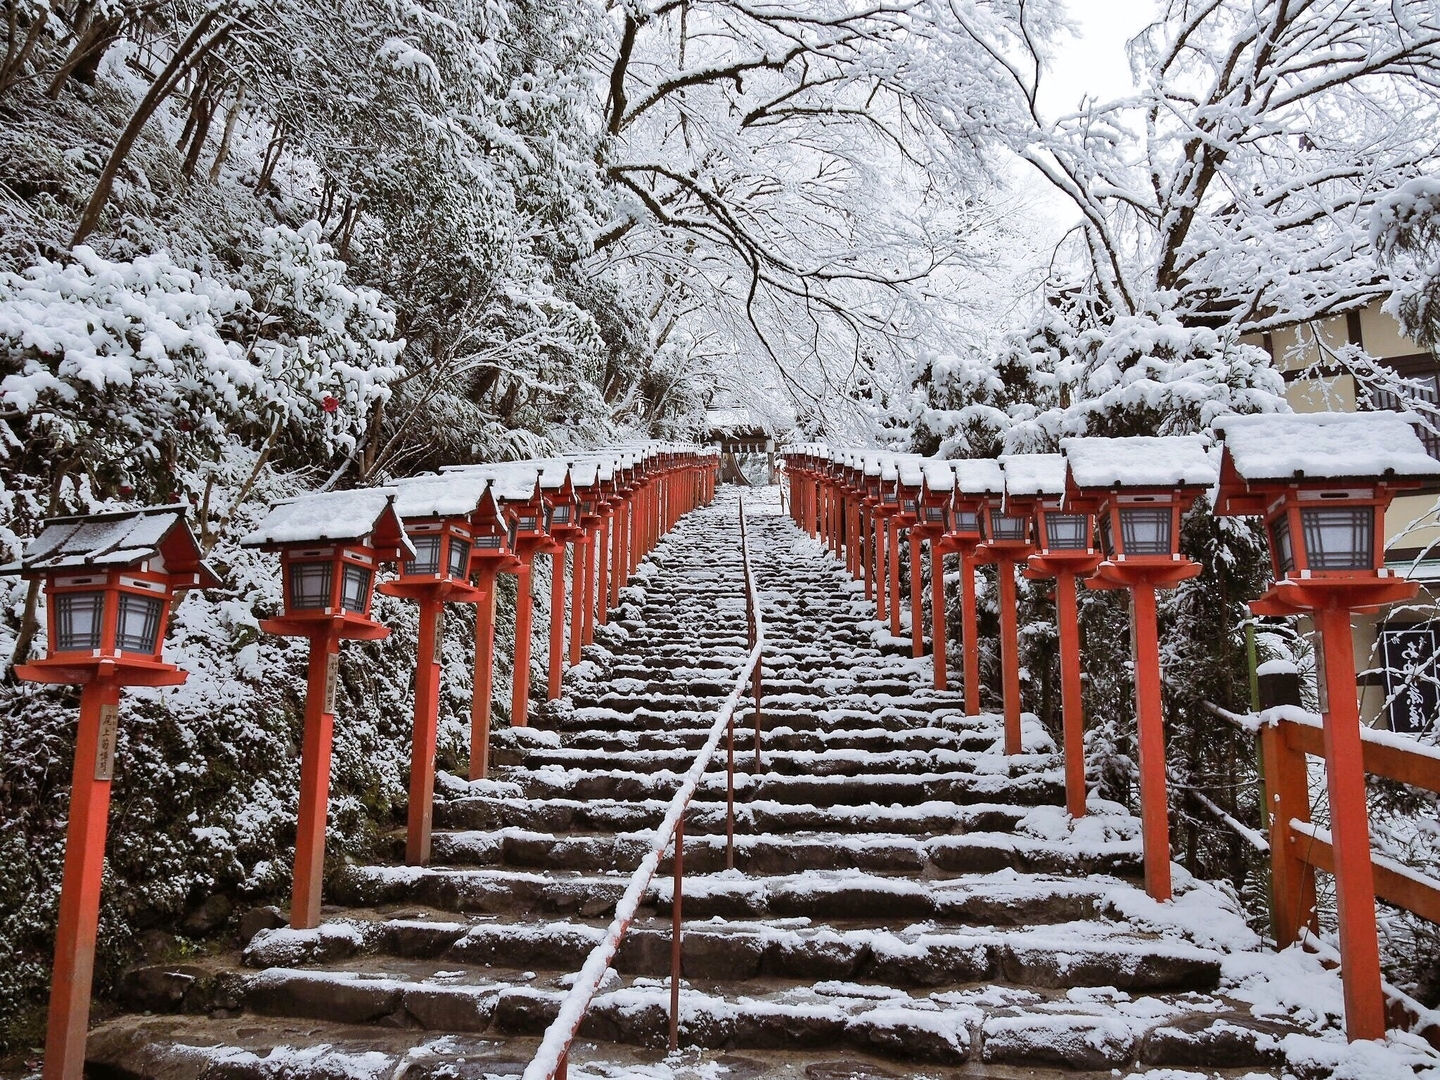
[1281,716,1440,795]
[1291,820,1440,924]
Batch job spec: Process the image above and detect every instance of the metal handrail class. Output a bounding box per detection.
[523,495,766,1080]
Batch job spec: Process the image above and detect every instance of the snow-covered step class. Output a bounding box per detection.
[410,826,1142,880]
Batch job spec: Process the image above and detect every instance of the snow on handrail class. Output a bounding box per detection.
[522,496,765,1080]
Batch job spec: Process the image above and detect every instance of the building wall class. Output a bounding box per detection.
[1242,299,1440,733]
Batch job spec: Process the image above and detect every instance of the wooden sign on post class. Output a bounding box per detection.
[94,704,119,781]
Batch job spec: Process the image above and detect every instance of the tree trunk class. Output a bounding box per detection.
[207,82,243,182]
[180,85,214,178]
[255,120,285,193]
[71,13,231,245]
[0,4,48,99]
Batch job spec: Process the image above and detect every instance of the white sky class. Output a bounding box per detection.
[1037,2,1154,120]
[1015,3,1155,241]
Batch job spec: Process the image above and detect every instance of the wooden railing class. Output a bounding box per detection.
[522,497,766,1080]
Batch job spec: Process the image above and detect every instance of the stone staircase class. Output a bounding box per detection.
[88,487,1309,1079]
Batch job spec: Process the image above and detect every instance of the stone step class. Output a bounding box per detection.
[508,745,1025,778]
[91,986,1300,1079]
[410,826,1139,879]
[549,724,998,754]
[434,793,1034,837]
[497,765,1065,807]
[234,917,1221,995]
[330,864,1151,925]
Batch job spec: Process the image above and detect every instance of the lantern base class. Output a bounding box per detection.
[1025,552,1104,580]
[1250,576,1418,616]
[1087,559,1201,589]
[379,579,487,604]
[15,655,188,687]
[260,613,390,641]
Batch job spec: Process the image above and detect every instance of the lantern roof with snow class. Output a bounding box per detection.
[999,453,1067,499]
[1211,412,1440,498]
[241,489,412,558]
[3,504,219,586]
[896,458,925,490]
[950,458,1006,498]
[921,461,956,492]
[1062,435,1217,493]
[393,472,498,521]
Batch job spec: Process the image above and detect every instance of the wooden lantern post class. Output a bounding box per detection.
[382,475,492,864]
[947,459,1003,714]
[896,460,927,657]
[860,459,884,605]
[463,482,519,779]
[1002,453,1103,818]
[1211,411,1440,1042]
[978,485,1037,757]
[507,475,556,728]
[878,459,905,638]
[243,490,409,929]
[917,464,958,686]
[4,507,218,1080]
[570,461,607,654]
[544,468,582,699]
[1062,435,1217,902]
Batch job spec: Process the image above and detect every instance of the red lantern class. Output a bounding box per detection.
[1002,453,1101,818]
[4,506,219,1080]
[243,489,410,929]
[1062,434,1218,903]
[1212,411,1440,1042]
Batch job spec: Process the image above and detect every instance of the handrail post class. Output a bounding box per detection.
[726,696,736,870]
[670,815,683,1052]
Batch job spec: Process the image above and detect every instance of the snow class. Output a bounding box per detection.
[949,458,1005,496]
[393,472,497,520]
[1213,411,1440,483]
[1061,434,1218,489]
[999,452,1066,497]
[8,504,195,571]
[240,488,406,548]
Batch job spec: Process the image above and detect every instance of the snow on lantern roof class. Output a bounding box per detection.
[393,472,496,520]
[922,461,955,491]
[880,458,899,482]
[1000,453,1067,498]
[241,488,413,557]
[1211,412,1440,484]
[897,458,925,489]
[4,504,218,583]
[1062,435,1217,490]
[950,458,1006,497]
[443,462,546,502]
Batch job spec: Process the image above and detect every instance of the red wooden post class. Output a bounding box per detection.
[511,554,535,727]
[875,512,888,622]
[863,506,875,601]
[1260,716,1318,947]
[547,544,566,699]
[43,678,121,1080]
[406,598,443,864]
[614,496,627,607]
[573,536,591,659]
[996,557,1023,756]
[909,529,925,658]
[1129,582,1172,901]
[930,540,947,690]
[596,513,611,626]
[960,547,980,715]
[1055,570,1087,818]
[1314,603,1386,1041]
[471,563,499,780]
[293,626,341,928]
[887,516,902,638]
